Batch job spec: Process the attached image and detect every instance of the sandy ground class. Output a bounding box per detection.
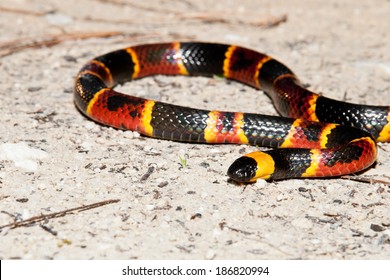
[0,0,390,260]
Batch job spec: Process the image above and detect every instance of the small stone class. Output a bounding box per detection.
[213,228,222,238]
[123,131,135,139]
[145,204,155,211]
[276,194,284,202]
[132,131,140,138]
[254,179,267,188]
[21,209,30,220]
[157,180,169,188]
[205,250,216,260]
[370,224,385,232]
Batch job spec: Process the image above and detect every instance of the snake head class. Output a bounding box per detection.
[227,156,259,182]
[227,151,275,182]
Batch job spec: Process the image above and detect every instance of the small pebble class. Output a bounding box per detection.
[205,250,216,260]
[276,194,284,202]
[254,179,267,188]
[145,204,155,211]
[371,224,385,232]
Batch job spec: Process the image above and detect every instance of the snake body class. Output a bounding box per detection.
[74,42,390,182]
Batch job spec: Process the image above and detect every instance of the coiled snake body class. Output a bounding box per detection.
[74,42,390,182]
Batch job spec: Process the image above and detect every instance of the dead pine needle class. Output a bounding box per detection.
[0,199,120,230]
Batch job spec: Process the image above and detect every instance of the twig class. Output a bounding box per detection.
[341,175,390,186]
[254,14,287,28]
[219,222,254,236]
[0,31,124,57]
[0,199,120,230]
[179,13,287,27]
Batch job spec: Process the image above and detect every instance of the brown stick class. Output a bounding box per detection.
[0,199,120,230]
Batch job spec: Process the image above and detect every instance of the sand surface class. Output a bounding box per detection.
[1,0,390,259]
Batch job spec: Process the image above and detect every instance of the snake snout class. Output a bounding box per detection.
[227,156,258,183]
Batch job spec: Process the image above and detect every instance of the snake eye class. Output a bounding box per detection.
[227,156,258,182]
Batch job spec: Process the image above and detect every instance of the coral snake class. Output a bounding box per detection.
[74,42,390,182]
